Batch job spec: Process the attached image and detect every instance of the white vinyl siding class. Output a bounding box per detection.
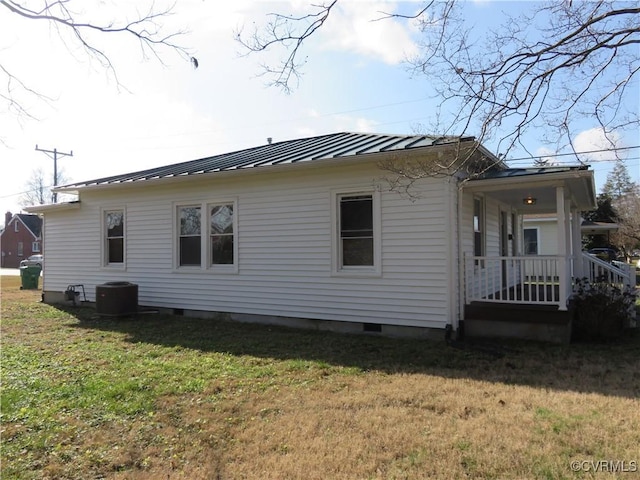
[39,161,458,329]
[522,217,559,255]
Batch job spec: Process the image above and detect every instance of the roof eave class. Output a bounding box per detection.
[24,201,82,214]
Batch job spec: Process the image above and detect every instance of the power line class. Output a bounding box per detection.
[505,145,640,163]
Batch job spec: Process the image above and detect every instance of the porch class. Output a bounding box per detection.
[462,253,635,343]
[460,166,614,342]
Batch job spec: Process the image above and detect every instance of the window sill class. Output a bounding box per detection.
[173,265,239,274]
[102,264,126,271]
[332,267,382,278]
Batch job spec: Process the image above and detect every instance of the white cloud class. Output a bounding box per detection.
[318,2,419,64]
[573,128,623,163]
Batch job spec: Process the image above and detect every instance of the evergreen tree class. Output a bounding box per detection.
[602,160,636,199]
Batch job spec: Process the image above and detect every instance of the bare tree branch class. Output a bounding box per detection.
[235,1,337,93]
[236,0,639,188]
[0,0,194,120]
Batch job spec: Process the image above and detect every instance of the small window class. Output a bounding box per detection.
[339,194,374,267]
[105,210,124,264]
[179,206,202,266]
[210,204,234,265]
[17,242,23,256]
[473,197,485,257]
[32,242,40,253]
[14,221,18,232]
[523,228,539,255]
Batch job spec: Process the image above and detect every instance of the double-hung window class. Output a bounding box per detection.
[105,209,125,266]
[177,201,237,271]
[210,204,234,265]
[178,206,202,266]
[102,208,126,268]
[333,191,380,276]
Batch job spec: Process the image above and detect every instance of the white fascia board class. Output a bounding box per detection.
[24,201,81,214]
[463,169,593,193]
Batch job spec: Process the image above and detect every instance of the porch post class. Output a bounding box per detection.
[556,186,568,310]
[571,210,583,279]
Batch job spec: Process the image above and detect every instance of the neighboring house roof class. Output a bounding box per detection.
[58,132,491,190]
[581,220,619,234]
[17,214,43,238]
[3,214,42,239]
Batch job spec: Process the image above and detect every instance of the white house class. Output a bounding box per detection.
[522,215,620,256]
[28,132,614,342]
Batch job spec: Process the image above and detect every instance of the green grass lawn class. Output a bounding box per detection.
[2,276,640,479]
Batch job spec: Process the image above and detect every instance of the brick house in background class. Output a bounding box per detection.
[1,212,43,268]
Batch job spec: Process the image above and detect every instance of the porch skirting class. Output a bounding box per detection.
[463,303,571,343]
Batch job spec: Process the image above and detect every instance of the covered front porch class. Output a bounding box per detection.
[460,166,599,342]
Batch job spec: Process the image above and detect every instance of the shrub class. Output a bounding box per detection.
[569,278,636,342]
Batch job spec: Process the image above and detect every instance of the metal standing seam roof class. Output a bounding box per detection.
[475,165,590,180]
[59,132,476,189]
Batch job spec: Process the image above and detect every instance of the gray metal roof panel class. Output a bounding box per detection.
[477,166,589,180]
[59,132,479,189]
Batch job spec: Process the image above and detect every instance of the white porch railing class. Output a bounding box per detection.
[465,255,566,307]
[465,253,636,309]
[581,253,634,289]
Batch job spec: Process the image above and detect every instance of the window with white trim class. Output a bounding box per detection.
[17,242,23,256]
[177,201,237,270]
[105,210,125,265]
[333,191,380,275]
[340,194,374,266]
[32,242,40,253]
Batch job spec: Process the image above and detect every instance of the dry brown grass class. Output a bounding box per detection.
[2,275,639,480]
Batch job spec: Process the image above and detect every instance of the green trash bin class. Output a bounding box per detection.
[20,265,41,290]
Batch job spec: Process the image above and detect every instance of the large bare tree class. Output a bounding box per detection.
[19,167,70,207]
[1,0,196,121]
[237,1,639,175]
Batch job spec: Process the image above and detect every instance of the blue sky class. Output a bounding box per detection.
[1,0,638,216]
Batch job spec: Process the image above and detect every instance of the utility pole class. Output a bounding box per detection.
[35,145,73,203]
